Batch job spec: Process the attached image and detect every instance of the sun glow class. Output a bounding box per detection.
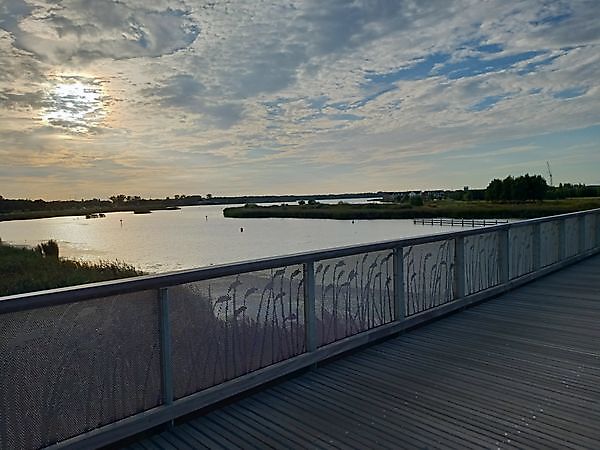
[42,76,107,133]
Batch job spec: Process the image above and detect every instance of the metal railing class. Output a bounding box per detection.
[1,208,599,449]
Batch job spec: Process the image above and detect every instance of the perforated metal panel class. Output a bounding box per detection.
[170,266,305,399]
[0,291,161,449]
[565,217,579,257]
[314,250,394,347]
[509,226,534,279]
[584,215,596,251]
[464,232,500,295]
[404,240,455,316]
[540,221,560,267]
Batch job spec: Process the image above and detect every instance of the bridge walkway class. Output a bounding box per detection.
[126,255,600,449]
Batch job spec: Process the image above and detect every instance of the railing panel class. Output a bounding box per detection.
[540,220,561,267]
[169,265,305,399]
[314,250,394,347]
[565,217,579,257]
[405,240,455,316]
[509,225,534,279]
[584,215,596,251]
[0,291,161,449]
[464,232,500,295]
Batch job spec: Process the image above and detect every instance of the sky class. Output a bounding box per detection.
[0,0,599,200]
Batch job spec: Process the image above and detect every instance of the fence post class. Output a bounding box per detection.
[303,261,317,353]
[393,247,405,320]
[532,223,541,270]
[498,227,510,283]
[158,287,174,428]
[454,237,465,299]
[578,214,586,254]
[558,219,566,261]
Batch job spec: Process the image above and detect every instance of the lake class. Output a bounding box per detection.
[0,202,451,273]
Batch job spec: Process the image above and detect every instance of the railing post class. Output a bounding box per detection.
[303,261,317,353]
[453,237,465,299]
[558,219,566,261]
[393,247,405,320]
[158,287,174,428]
[532,223,541,270]
[578,214,586,254]
[597,213,600,249]
[498,227,510,283]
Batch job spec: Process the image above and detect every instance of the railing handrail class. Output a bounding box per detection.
[2,207,599,314]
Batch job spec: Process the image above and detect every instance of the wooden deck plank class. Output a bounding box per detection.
[321,361,590,448]
[285,373,495,449]
[205,413,284,449]
[307,366,547,449]
[125,254,600,449]
[233,396,343,449]
[350,349,600,439]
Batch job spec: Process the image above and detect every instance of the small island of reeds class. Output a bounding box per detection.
[223,197,600,221]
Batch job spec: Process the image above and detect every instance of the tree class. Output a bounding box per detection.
[410,195,423,206]
[110,194,127,204]
[485,179,503,201]
[500,176,514,201]
[485,174,548,201]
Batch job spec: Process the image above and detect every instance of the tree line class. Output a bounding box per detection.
[485,174,548,201]
[485,175,600,202]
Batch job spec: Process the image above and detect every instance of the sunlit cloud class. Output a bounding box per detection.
[41,76,108,133]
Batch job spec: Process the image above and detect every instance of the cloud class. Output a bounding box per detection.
[0,0,599,198]
[1,0,199,65]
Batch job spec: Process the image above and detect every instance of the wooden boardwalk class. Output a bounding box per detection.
[125,255,600,449]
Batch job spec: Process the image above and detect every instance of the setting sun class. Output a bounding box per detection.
[41,76,107,134]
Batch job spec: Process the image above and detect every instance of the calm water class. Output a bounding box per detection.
[0,202,450,273]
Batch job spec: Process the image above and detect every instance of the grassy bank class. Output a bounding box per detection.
[224,198,600,220]
[0,242,143,297]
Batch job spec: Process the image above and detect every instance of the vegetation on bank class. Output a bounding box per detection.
[0,192,378,221]
[224,197,600,220]
[0,240,143,297]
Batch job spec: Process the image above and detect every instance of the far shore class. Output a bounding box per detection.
[223,198,600,220]
[0,193,378,222]
[0,205,180,222]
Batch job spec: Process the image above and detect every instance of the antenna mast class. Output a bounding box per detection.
[546,161,553,186]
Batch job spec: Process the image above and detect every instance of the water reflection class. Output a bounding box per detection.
[0,203,451,273]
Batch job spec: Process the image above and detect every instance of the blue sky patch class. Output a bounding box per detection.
[329,113,363,121]
[363,53,450,85]
[435,51,544,79]
[553,87,588,99]
[469,95,508,112]
[476,43,503,53]
[530,13,572,27]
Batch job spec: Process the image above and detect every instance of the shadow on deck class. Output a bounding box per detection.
[124,255,600,449]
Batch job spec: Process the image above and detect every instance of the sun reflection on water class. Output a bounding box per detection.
[42,75,108,133]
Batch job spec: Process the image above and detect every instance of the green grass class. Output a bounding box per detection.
[224,198,600,220]
[0,243,143,297]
